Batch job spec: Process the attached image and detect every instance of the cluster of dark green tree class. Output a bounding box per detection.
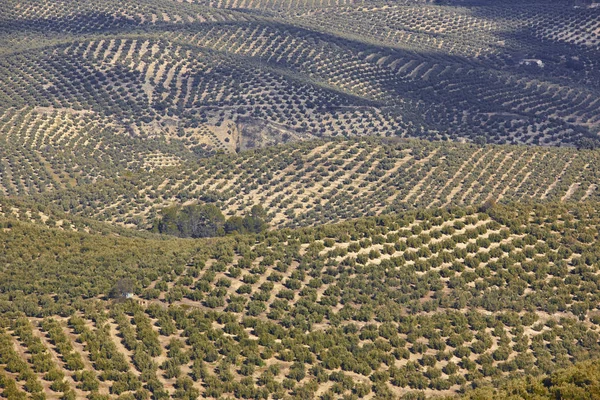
[152,204,268,238]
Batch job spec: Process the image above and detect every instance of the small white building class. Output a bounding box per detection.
[520,59,545,68]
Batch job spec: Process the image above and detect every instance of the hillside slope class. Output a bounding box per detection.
[2,1,600,399]
[0,0,598,151]
[1,201,600,398]
[30,138,600,229]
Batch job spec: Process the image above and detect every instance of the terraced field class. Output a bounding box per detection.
[1,202,600,399]
[0,0,598,150]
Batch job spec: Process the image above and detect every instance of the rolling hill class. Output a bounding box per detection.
[29,137,600,230]
[0,0,598,152]
[1,202,600,399]
[1,0,600,399]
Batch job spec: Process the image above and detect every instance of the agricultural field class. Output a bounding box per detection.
[34,138,600,229]
[2,0,600,399]
[0,0,598,150]
[2,202,600,399]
